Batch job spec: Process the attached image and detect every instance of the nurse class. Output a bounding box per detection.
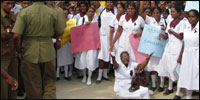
[76,7,99,85]
[110,2,145,66]
[96,1,117,83]
[109,2,125,69]
[139,2,167,91]
[155,5,186,95]
[173,10,199,99]
[114,51,153,99]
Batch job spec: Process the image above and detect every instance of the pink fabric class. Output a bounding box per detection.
[129,33,147,64]
[70,22,101,53]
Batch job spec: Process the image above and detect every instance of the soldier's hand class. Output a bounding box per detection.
[6,76,18,91]
[56,41,61,49]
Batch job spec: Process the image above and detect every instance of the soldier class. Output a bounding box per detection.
[12,1,65,99]
[1,1,18,99]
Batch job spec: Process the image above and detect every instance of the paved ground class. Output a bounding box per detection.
[55,69,199,99]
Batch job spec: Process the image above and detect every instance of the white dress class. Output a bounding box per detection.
[98,7,117,62]
[114,62,150,99]
[155,18,186,81]
[144,16,167,72]
[74,15,99,71]
[177,22,199,90]
[115,14,145,64]
[57,42,74,66]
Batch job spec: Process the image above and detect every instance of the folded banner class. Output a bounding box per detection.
[184,1,199,12]
[70,22,101,53]
[129,34,147,64]
[61,19,76,46]
[138,24,167,58]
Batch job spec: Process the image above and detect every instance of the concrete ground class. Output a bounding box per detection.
[56,69,200,99]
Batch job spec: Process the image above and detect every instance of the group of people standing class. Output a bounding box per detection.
[1,1,199,99]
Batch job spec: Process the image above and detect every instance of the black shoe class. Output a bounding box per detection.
[102,76,109,80]
[56,77,60,81]
[64,77,71,80]
[150,87,157,92]
[173,95,181,99]
[17,91,24,97]
[192,91,199,96]
[96,80,101,84]
[76,75,83,79]
[157,87,164,92]
[163,89,174,95]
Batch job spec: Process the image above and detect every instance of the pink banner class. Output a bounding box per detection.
[129,33,147,64]
[70,22,101,53]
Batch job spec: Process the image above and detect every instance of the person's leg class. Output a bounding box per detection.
[42,59,56,99]
[173,87,181,99]
[56,66,60,79]
[87,70,93,85]
[150,71,157,91]
[103,61,109,79]
[158,76,165,92]
[21,59,42,99]
[82,69,87,83]
[96,60,104,83]
[64,65,68,78]
[68,64,73,77]
[163,79,174,95]
[186,90,193,99]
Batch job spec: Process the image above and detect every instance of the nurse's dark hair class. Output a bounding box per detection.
[127,1,138,12]
[171,4,182,14]
[120,51,129,58]
[117,2,126,9]
[152,6,162,14]
[88,6,95,12]
[162,9,169,14]
[189,9,199,19]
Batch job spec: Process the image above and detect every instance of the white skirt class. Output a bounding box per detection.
[114,78,150,99]
[57,42,74,66]
[145,56,160,72]
[98,34,110,62]
[177,47,199,90]
[75,50,99,71]
[155,41,182,81]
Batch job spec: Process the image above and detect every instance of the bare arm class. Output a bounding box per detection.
[139,1,146,20]
[177,42,184,64]
[109,26,114,48]
[109,25,123,52]
[168,29,183,40]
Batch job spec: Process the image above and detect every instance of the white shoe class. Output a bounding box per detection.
[87,78,92,85]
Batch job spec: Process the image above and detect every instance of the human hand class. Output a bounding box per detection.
[109,43,114,52]
[56,40,61,49]
[134,32,142,38]
[6,76,18,91]
[168,29,174,34]
[158,33,164,40]
[161,26,166,30]
[86,21,91,25]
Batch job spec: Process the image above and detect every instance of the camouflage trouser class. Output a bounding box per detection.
[1,57,18,99]
[21,59,56,99]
